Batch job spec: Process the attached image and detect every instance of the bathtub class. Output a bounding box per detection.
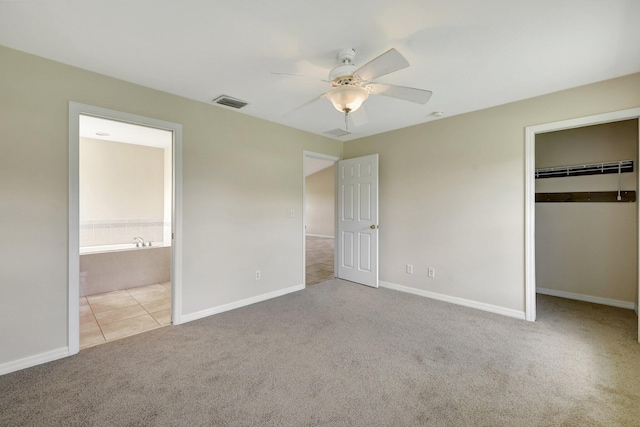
[80,242,170,255]
[79,242,171,297]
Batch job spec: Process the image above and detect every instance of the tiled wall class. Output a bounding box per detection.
[79,246,171,296]
[80,219,169,247]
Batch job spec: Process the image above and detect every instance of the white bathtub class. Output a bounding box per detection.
[79,243,171,296]
[80,242,171,255]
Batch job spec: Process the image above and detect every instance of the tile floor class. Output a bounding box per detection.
[80,282,171,349]
[306,236,335,286]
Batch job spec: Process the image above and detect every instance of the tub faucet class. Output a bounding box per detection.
[134,237,145,247]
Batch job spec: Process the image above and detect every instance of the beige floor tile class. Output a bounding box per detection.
[151,309,171,326]
[86,290,130,304]
[95,304,148,326]
[79,304,93,317]
[141,297,170,313]
[130,289,170,304]
[127,283,165,295]
[89,295,139,314]
[80,314,100,332]
[159,281,171,290]
[100,314,161,341]
[80,328,105,349]
[80,297,89,306]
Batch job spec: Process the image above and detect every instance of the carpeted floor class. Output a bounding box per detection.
[1,280,639,426]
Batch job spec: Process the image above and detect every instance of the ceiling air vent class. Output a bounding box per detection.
[324,128,351,138]
[213,95,248,109]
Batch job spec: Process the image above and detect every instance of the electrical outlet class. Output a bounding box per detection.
[255,270,261,280]
[406,264,413,274]
[287,209,295,218]
[428,268,435,278]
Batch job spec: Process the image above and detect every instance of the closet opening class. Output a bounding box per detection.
[525,108,640,343]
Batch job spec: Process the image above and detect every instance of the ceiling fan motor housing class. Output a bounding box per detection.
[330,48,360,87]
[330,64,358,86]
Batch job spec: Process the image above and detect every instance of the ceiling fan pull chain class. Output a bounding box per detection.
[345,111,349,131]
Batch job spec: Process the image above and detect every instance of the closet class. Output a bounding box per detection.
[535,119,639,308]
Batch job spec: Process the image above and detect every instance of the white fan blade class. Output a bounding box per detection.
[283,92,328,117]
[366,83,432,104]
[271,72,331,83]
[350,106,368,127]
[354,48,410,82]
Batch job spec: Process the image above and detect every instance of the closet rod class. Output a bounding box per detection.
[535,160,633,179]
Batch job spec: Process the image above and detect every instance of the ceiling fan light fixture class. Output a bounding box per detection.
[326,85,369,113]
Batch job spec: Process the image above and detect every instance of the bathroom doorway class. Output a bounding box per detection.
[69,103,183,354]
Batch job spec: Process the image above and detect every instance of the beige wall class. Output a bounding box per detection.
[535,120,639,303]
[343,72,640,312]
[0,45,341,366]
[2,41,639,369]
[305,166,335,237]
[80,137,164,220]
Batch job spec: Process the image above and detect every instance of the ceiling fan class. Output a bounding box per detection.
[275,48,433,129]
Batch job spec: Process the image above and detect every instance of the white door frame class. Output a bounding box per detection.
[302,151,340,286]
[68,102,184,355]
[524,107,640,339]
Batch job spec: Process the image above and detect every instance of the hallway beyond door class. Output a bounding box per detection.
[305,236,334,286]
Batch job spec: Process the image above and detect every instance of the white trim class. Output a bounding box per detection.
[68,103,184,353]
[305,234,334,239]
[171,121,184,325]
[0,347,68,376]
[379,281,526,320]
[302,151,340,287]
[525,126,536,322]
[524,107,640,324]
[68,105,81,355]
[537,287,637,311]
[179,284,304,324]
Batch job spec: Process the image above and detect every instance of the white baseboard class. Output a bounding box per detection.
[179,284,305,324]
[305,234,334,239]
[0,347,69,376]
[536,287,637,311]
[379,281,526,320]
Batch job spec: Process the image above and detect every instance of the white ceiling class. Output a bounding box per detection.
[1,1,639,141]
[80,115,172,148]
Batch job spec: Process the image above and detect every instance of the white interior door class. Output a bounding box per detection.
[337,154,379,287]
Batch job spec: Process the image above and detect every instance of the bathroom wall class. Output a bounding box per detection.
[79,137,166,246]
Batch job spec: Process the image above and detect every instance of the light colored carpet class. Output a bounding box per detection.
[1,279,639,426]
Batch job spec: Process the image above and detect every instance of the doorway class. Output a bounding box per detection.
[304,152,339,286]
[78,115,173,348]
[68,102,183,355]
[524,107,640,343]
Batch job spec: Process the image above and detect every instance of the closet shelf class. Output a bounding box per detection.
[535,160,633,179]
[536,191,636,203]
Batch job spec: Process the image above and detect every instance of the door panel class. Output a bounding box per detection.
[337,154,379,287]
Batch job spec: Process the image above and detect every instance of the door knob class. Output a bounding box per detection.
[370,224,377,229]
